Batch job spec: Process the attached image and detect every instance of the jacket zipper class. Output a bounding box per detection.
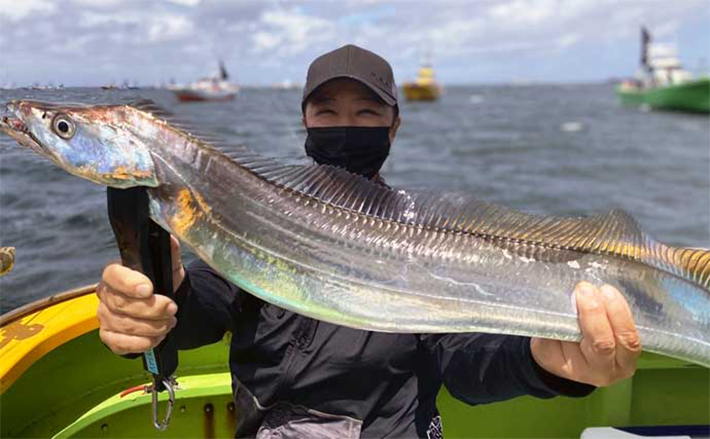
[276,317,315,393]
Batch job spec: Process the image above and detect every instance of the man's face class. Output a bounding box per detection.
[304,78,400,143]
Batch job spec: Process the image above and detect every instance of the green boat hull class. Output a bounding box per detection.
[2,328,709,438]
[617,78,710,113]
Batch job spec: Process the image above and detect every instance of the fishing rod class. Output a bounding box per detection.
[106,187,178,430]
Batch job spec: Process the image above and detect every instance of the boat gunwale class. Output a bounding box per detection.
[0,283,97,327]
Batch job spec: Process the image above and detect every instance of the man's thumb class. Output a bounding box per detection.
[170,235,185,291]
[170,235,182,266]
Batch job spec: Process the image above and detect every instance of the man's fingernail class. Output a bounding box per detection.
[601,285,617,300]
[167,303,178,315]
[135,284,151,296]
[576,283,594,297]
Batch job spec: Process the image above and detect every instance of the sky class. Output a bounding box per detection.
[0,0,708,87]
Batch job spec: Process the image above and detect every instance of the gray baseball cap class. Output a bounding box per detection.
[302,44,398,110]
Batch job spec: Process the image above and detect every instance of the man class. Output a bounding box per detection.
[97,45,641,438]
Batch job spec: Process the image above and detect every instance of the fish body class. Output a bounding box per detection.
[2,100,709,367]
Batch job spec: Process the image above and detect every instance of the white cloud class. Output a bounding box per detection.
[70,0,123,6]
[252,8,336,55]
[253,32,280,51]
[77,9,195,43]
[490,0,557,25]
[426,18,485,50]
[80,11,140,27]
[555,33,580,50]
[165,0,201,6]
[0,0,707,86]
[655,20,680,38]
[51,33,95,55]
[0,0,55,21]
[468,40,538,55]
[377,0,704,63]
[71,0,199,6]
[147,14,194,42]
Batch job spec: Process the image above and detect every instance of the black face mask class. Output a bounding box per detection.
[305,126,391,179]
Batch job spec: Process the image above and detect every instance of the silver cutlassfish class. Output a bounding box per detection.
[1,99,708,367]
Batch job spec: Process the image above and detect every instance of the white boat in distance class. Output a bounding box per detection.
[169,61,239,102]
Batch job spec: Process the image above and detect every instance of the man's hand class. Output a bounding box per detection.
[97,235,186,355]
[531,282,642,387]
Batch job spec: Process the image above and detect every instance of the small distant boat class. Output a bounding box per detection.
[272,79,300,91]
[30,84,54,91]
[617,27,709,114]
[120,81,139,90]
[169,61,239,103]
[402,63,441,101]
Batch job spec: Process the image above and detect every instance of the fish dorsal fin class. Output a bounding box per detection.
[126,99,174,120]
[236,159,710,290]
[126,99,234,151]
[234,156,402,216]
[137,110,708,291]
[412,192,709,289]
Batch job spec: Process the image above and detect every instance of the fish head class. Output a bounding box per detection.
[0,100,158,188]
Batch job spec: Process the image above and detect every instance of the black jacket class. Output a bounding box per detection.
[172,259,594,438]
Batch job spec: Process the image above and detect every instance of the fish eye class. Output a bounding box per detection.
[52,114,76,140]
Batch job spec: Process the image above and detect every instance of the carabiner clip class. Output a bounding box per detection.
[151,377,176,431]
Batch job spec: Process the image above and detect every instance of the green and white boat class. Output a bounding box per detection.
[1,286,708,438]
[618,78,710,114]
[617,27,710,114]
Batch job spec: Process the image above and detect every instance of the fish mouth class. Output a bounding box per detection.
[0,106,45,155]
